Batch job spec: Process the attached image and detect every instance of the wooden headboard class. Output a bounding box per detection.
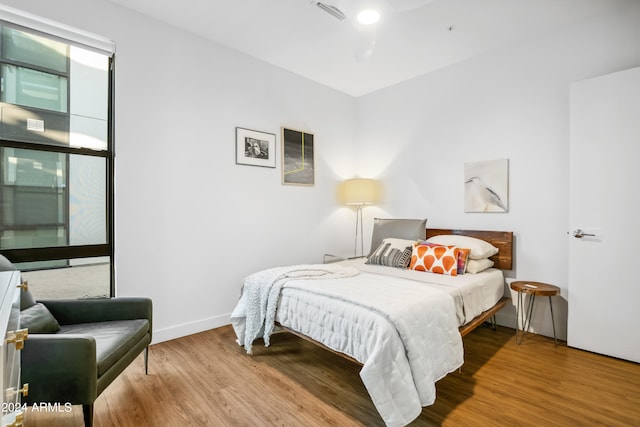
[425,228,513,270]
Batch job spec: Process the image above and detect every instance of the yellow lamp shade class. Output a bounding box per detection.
[341,178,380,205]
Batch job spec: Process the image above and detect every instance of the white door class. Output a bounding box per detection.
[568,66,640,363]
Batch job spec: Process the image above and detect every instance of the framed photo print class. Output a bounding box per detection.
[464,158,509,212]
[235,127,276,168]
[282,127,314,186]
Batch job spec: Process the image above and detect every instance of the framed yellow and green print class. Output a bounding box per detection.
[281,127,314,186]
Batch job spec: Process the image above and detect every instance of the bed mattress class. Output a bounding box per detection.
[335,257,505,326]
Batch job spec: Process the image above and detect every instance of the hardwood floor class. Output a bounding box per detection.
[24,325,640,426]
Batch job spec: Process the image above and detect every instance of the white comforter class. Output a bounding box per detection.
[232,263,360,354]
[230,264,464,427]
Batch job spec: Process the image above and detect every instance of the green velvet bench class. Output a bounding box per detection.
[20,292,152,427]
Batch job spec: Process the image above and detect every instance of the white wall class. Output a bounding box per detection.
[6,0,358,343]
[6,0,640,343]
[355,2,640,339]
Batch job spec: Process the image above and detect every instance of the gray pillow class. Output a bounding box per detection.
[366,238,415,268]
[21,288,37,310]
[368,218,427,257]
[20,303,61,334]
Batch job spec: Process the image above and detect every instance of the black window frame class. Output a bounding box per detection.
[0,23,115,297]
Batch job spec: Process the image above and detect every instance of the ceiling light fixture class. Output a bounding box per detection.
[356,9,381,25]
[311,0,436,61]
[314,2,346,21]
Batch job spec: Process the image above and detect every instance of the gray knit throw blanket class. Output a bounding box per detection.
[241,264,359,354]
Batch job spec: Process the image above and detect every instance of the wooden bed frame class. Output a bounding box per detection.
[279,228,514,362]
[425,228,513,336]
[425,228,513,270]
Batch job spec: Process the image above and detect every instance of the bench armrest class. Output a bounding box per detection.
[21,334,97,405]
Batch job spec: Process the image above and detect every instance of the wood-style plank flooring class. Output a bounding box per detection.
[24,325,640,426]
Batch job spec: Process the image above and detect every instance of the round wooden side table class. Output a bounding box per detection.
[510,281,560,346]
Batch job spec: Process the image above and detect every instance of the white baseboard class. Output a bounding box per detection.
[151,313,231,344]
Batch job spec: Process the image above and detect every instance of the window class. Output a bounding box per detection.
[0,17,114,299]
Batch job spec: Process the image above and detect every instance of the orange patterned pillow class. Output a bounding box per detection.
[410,244,460,276]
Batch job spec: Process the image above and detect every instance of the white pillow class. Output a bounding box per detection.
[466,258,495,274]
[426,235,498,260]
[377,238,416,250]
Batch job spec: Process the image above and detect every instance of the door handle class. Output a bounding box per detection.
[573,229,596,238]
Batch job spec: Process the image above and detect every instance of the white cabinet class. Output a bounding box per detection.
[0,271,26,427]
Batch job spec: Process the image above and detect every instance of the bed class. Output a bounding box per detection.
[230,225,513,427]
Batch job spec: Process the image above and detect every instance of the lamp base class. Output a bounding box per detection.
[354,205,364,258]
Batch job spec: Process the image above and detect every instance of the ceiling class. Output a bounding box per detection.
[107,0,627,97]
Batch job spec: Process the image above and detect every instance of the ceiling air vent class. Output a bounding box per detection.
[313,2,346,21]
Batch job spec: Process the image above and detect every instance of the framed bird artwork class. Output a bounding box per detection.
[464,159,509,212]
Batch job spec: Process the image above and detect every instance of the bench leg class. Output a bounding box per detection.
[144,346,149,375]
[83,403,93,427]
